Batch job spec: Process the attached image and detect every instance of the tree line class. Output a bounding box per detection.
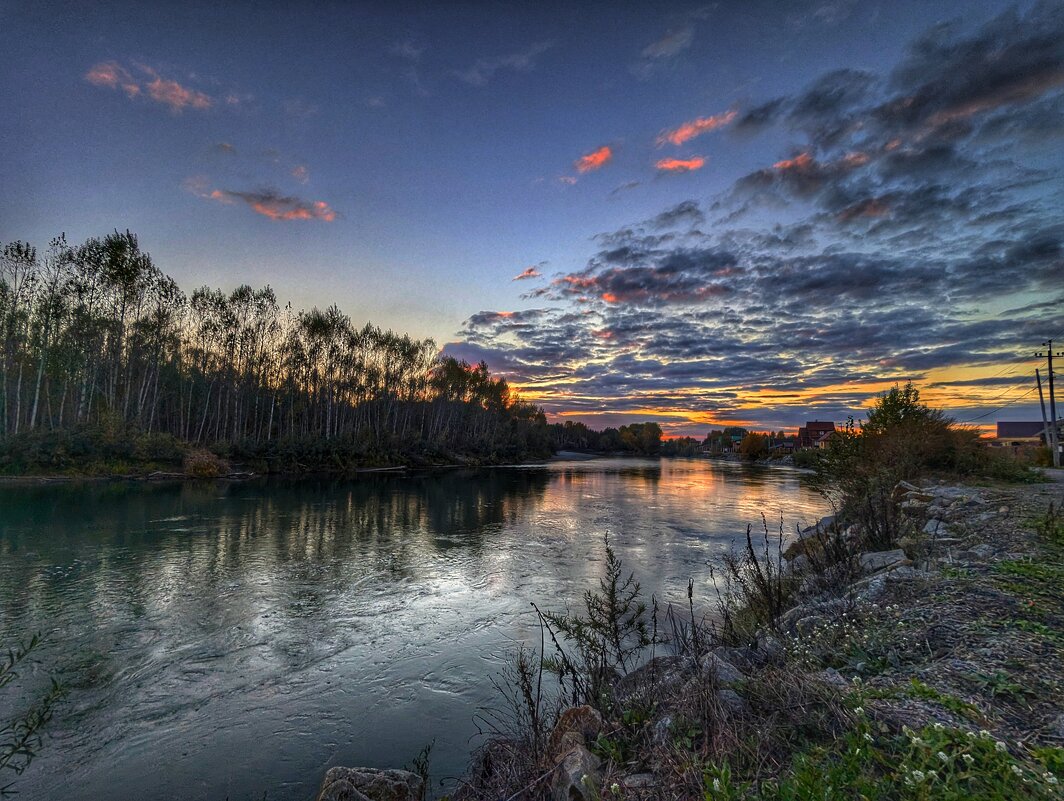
[0,231,550,470]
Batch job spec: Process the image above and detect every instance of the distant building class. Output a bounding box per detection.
[993,421,1046,447]
[796,420,836,449]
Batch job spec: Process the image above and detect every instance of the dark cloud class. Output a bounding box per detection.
[450,5,1064,432]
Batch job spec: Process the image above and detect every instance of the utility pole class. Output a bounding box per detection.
[1036,339,1063,468]
[1037,369,1051,454]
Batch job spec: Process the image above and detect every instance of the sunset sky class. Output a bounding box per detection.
[2,0,1062,435]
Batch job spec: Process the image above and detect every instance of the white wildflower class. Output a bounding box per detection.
[962,754,975,765]
[1011,765,1023,776]
[938,751,949,762]
[996,741,1007,753]
[713,778,722,792]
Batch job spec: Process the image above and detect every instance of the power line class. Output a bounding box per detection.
[959,385,1038,423]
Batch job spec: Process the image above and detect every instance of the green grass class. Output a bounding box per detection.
[703,721,1063,800]
[862,679,984,723]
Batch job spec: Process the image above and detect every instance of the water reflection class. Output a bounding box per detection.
[0,459,826,801]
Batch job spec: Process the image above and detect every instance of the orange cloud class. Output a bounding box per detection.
[601,292,620,303]
[657,110,736,146]
[773,152,813,170]
[655,156,705,173]
[575,145,613,173]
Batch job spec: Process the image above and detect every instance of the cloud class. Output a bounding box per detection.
[632,5,714,78]
[185,179,336,222]
[291,165,309,184]
[649,200,704,228]
[85,61,213,112]
[214,142,237,155]
[575,145,613,174]
[446,4,1064,433]
[657,110,737,146]
[143,73,211,112]
[513,265,544,281]
[455,41,554,86]
[84,61,140,98]
[656,156,706,173]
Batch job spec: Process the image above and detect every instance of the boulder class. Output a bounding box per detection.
[891,480,921,501]
[858,549,911,575]
[699,652,745,685]
[922,519,952,537]
[315,768,423,801]
[715,688,748,716]
[550,744,601,801]
[547,705,604,758]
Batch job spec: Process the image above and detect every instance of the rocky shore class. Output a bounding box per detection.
[317,478,1064,800]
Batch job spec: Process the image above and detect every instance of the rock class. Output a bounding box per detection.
[901,498,929,515]
[547,705,604,758]
[315,768,423,801]
[716,688,748,715]
[550,744,601,801]
[885,565,923,581]
[892,480,921,501]
[922,519,951,536]
[813,667,849,689]
[618,772,657,789]
[755,632,786,664]
[780,597,849,633]
[700,652,745,685]
[852,574,887,603]
[1048,712,1064,740]
[613,656,687,704]
[859,549,912,574]
[789,553,810,573]
[999,506,1010,515]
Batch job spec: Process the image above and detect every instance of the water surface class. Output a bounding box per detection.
[0,458,828,800]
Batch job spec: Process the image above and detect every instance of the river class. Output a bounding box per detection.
[0,457,829,800]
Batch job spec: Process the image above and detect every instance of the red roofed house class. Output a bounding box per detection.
[796,420,836,449]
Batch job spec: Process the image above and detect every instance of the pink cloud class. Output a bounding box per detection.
[84,61,140,98]
[657,110,736,146]
[513,266,542,281]
[185,178,336,222]
[84,60,213,113]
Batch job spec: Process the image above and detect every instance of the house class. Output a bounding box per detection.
[993,421,1046,447]
[796,420,836,449]
[815,430,840,449]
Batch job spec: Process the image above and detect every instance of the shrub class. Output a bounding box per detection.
[182,449,230,478]
[538,537,661,711]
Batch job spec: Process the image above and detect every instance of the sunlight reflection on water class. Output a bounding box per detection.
[0,458,828,800]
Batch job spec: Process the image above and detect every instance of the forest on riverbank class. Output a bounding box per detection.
[0,231,554,474]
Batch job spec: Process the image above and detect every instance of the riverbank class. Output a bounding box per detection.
[316,475,1063,801]
[435,478,1064,800]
